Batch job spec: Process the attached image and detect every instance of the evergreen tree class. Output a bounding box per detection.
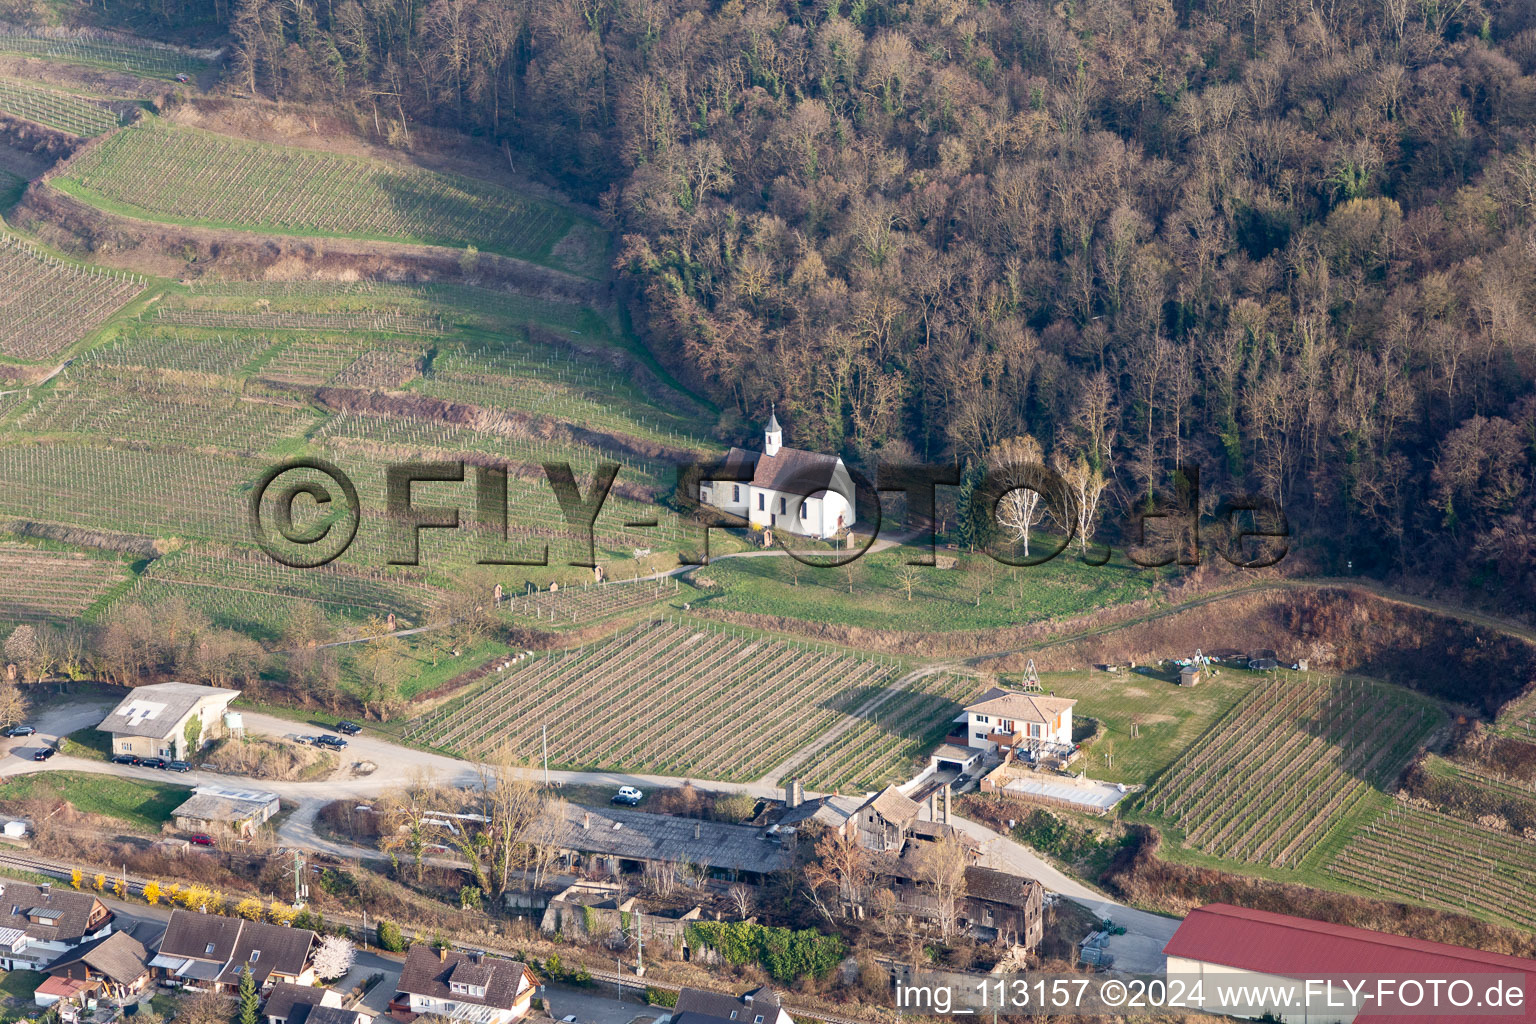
[237,965,259,1024]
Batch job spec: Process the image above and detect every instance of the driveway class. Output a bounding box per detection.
[542,981,658,1024]
[946,814,1178,974]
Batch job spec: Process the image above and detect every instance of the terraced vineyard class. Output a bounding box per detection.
[127,550,439,634]
[795,671,982,793]
[407,618,907,781]
[1137,674,1442,867]
[0,233,144,359]
[0,27,212,79]
[59,123,587,267]
[1325,803,1536,929]
[0,78,121,135]
[80,329,277,376]
[0,544,127,625]
[155,307,442,336]
[1496,685,1536,742]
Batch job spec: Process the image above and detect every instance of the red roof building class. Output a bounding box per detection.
[1163,904,1536,1023]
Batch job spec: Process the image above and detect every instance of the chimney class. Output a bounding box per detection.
[438,946,447,962]
[927,791,937,821]
[790,780,803,808]
[941,786,951,825]
[39,883,49,899]
[693,822,701,840]
[470,950,483,965]
[582,813,591,829]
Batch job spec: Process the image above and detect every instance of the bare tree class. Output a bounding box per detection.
[991,435,1047,556]
[911,834,969,938]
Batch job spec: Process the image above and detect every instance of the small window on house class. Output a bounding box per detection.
[799,503,806,520]
[205,943,215,955]
[755,1016,764,1022]
[729,1014,738,1020]
[249,951,260,962]
[732,485,740,502]
[778,496,786,514]
[757,494,765,511]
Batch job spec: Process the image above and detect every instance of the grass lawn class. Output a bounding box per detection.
[0,771,187,831]
[687,544,1166,633]
[58,726,111,760]
[1040,665,1263,786]
[0,969,44,1009]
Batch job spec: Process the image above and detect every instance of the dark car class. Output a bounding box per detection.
[110,753,142,766]
[188,833,216,847]
[165,760,193,773]
[32,747,55,761]
[2,725,35,737]
[139,757,167,770]
[315,734,347,750]
[335,721,362,736]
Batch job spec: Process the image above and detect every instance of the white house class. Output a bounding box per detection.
[96,682,240,760]
[393,945,536,1024]
[962,691,1075,755]
[698,411,855,540]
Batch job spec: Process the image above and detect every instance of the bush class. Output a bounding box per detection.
[376,920,406,953]
[684,921,845,983]
[646,987,678,1007]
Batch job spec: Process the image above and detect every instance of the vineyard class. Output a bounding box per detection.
[0,78,121,136]
[0,26,213,79]
[125,550,439,635]
[1136,674,1441,868]
[1496,685,1536,741]
[1325,802,1536,929]
[0,233,143,359]
[0,544,127,625]
[154,307,442,336]
[794,671,982,793]
[58,123,588,267]
[505,576,681,625]
[406,618,908,782]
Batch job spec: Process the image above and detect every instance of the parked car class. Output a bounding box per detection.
[296,735,318,746]
[110,753,142,766]
[32,747,55,761]
[2,725,35,737]
[139,757,167,770]
[315,735,347,750]
[165,760,193,773]
[175,73,190,83]
[188,834,216,847]
[612,785,643,806]
[335,721,362,735]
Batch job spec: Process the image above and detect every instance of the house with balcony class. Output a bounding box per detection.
[0,882,114,970]
[391,945,536,1024]
[961,691,1076,759]
[150,910,316,993]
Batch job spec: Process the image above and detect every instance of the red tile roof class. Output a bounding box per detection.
[1166,904,1536,1021]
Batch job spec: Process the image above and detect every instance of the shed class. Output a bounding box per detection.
[1178,666,1201,687]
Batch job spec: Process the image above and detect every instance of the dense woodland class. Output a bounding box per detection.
[17,0,1536,600]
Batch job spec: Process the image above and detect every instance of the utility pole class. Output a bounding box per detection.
[292,849,308,908]
[635,911,643,976]
[542,725,550,787]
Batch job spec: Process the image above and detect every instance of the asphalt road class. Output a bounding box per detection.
[4,695,1177,971]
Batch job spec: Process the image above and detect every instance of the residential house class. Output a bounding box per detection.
[698,412,856,540]
[44,931,151,1002]
[172,786,280,838]
[962,692,1075,756]
[671,987,794,1024]
[1163,903,1536,1023]
[97,682,240,760]
[265,986,373,1024]
[0,882,113,970]
[150,909,317,992]
[265,982,342,1024]
[391,945,537,1024]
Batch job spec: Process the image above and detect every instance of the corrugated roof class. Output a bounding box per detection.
[535,804,790,876]
[963,692,1075,724]
[1164,904,1536,978]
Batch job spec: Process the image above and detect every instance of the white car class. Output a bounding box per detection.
[612,785,643,806]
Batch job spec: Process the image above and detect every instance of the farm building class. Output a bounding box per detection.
[171,786,279,837]
[0,883,114,970]
[96,682,240,760]
[846,787,921,853]
[697,411,855,539]
[390,945,536,1024]
[1163,904,1536,1023]
[539,880,751,955]
[531,803,791,882]
[869,851,1044,949]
